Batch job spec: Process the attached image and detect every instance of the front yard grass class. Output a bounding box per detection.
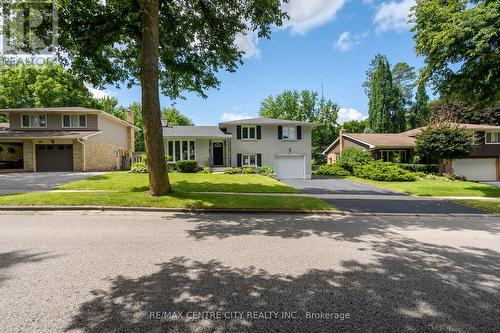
[0,172,335,211]
[450,200,500,214]
[347,176,500,197]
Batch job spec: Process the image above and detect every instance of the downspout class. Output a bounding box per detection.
[76,138,86,172]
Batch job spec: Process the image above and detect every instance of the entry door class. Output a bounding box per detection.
[36,144,73,172]
[212,142,224,166]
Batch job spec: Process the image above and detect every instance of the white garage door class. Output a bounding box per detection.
[452,158,497,181]
[275,155,305,179]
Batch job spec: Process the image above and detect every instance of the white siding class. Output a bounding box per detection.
[89,114,129,148]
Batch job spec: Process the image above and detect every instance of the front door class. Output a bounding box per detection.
[212,142,224,166]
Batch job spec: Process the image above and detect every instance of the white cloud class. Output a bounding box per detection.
[374,0,415,32]
[282,0,347,35]
[334,31,368,51]
[220,113,252,122]
[337,108,367,124]
[234,30,261,59]
[87,86,112,99]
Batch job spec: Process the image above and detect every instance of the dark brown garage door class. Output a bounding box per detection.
[36,144,74,172]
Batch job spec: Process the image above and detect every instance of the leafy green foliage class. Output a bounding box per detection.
[255,166,274,175]
[392,62,416,108]
[242,167,255,174]
[0,64,95,108]
[174,160,198,173]
[342,119,369,133]
[313,164,351,176]
[337,148,374,172]
[415,124,478,160]
[411,0,500,108]
[224,167,243,174]
[408,82,431,129]
[162,108,193,126]
[364,55,406,133]
[354,161,417,182]
[398,164,439,174]
[199,167,213,174]
[259,89,339,162]
[130,162,148,173]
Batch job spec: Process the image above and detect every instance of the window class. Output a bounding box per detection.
[485,132,500,144]
[21,114,47,128]
[165,140,196,162]
[242,126,256,140]
[62,114,87,128]
[379,150,407,163]
[282,126,297,140]
[242,154,257,167]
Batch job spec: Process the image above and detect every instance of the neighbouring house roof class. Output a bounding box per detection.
[403,123,500,137]
[163,126,232,138]
[0,130,101,139]
[0,107,137,129]
[219,117,318,127]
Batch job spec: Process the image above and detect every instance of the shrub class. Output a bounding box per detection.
[354,161,417,181]
[242,167,255,174]
[313,164,351,176]
[398,163,439,174]
[141,154,172,166]
[130,162,148,173]
[255,166,274,175]
[174,160,198,173]
[224,167,242,174]
[199,166,212,174]
[337,148,373,172]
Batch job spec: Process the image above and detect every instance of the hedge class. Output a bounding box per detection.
[398,163,439,174]
[354,161,417,181]
[313,164,351,176]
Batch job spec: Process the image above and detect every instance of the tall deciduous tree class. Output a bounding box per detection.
[392,62,416,108]
[2,0,286,195]
[364,54,406,133]
[342,119,369,133]
[161,108,193,126]
[259,90,339,161]
[411,0,500,108]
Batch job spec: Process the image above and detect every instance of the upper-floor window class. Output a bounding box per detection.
[485,132,500,144]
[21,114,47,128]
[62,114,87,128]
[242,126,256,140]
[282,126,297,140]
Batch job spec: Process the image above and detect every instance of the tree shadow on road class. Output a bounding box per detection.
[66,238,500,332]
[0,250,60,286]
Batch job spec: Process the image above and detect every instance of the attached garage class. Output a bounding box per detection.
[36,144,73,172]
[452,158,497,181]
[274,154,305,179]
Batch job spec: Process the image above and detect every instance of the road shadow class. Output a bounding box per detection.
[167,213,500,241]
[0,250,59,286]
[66,238,500,332]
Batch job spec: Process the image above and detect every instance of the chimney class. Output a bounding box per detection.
[125,109,134,125]
[339,128,345,155]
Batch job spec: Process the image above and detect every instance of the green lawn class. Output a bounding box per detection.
[57,172,298,193]
[0,172,334,211]
[347,176,500,197]
[450,200,500,214]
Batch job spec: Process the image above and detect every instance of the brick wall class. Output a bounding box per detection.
[83,141,122,171]
[23,140,34,171]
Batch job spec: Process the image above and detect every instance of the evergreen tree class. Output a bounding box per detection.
[409,82,430,129]
[364,55,406,133]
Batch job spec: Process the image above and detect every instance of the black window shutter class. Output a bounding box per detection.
[297,126,302,140]
[237,126,241,139]
[256,126,261,140]
[278,126,283,140]
[237,154,242,167]
[257,154,262,167]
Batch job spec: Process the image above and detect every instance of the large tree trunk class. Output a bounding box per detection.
[139,0,170,196]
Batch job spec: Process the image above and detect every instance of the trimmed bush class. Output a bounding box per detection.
[354,161,417,181]
[174,160,198,173]
[398,163,439,174]
[337,148,373,172]
[313,164,351,176]
[130,162,148,173]
[255,166,274,175]
[224,167,242,174]
[199,166,212,174]
[141,154,172,166]
[242,167,255,174]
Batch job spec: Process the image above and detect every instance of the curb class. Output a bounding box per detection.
[0,206,345,215]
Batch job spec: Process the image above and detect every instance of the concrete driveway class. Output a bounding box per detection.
[283,177,486,214]
[0,172,106,195]
[0,211,499,332]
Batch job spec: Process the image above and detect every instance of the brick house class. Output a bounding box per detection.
[0,107,135,172]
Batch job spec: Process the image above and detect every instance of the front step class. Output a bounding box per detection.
[211,167,226,174]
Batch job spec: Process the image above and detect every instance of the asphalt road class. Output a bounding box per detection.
[283,178,487,214]
[1,211,499,332]
[0,172,105,194]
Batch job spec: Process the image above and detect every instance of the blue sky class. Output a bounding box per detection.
[92,0,420,125]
